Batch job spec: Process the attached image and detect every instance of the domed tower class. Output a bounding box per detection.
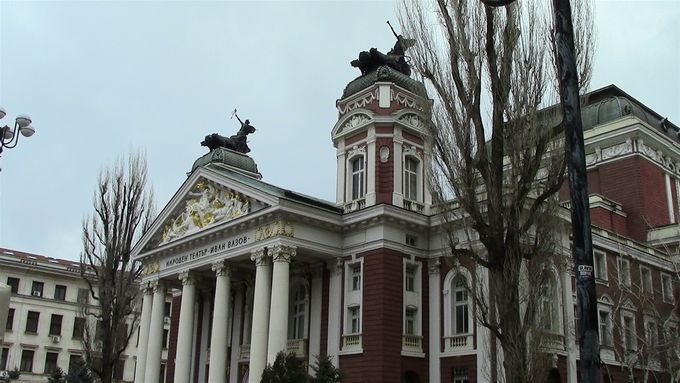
[332,46,432,214]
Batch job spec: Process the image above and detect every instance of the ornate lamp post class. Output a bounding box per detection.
[0,107,35,154]
[480,1,600,382]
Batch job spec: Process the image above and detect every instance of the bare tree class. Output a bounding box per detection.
[399,1,593,381]
[80,152,154,383]
[605,250,680,382]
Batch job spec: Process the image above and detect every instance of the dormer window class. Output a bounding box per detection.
[404,156,419,201]
[351,156,365,200]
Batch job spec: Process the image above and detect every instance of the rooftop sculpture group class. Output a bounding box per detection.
[201,110,256,154]
[351,22,415,77]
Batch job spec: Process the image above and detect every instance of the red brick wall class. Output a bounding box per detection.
[403,131,424,146]
[376,137,394,204]
[440,355,477,382]
[339,248,404,383]
[345,132,367,146]
[166,295,181,383]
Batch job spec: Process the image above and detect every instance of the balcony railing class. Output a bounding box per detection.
[286,338,307,358]
[402,335,422,352]
[403,199,424,214]
[443,334,474,353]
[342,334,362,351]
[344,198,366,213]
[239,344,250,361]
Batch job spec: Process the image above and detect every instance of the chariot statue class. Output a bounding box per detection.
[201,111,256,154]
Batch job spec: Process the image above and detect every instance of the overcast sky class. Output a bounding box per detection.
[1,1,678,261]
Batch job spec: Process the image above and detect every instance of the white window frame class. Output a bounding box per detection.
[403,155,419,201]
[405,265,417,293]
[443,268,473,337]
[617,258,631,288]
[661,272,674,303]
[349,264,361,292]
[593,250,608,282]
[402,147,423,203]
[644,316,658,349]
[639,265,653,294]
[347,305,361,334]
[598,308,613,347]
[404,307,417,335]
[288,279,309,340]
[539,270,562,334]
[348,155,366,201]
[620,310,638,352]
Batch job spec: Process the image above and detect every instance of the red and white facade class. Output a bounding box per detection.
[130,74,678,383]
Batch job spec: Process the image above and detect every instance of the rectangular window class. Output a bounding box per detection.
[640,266,653,294]
[453,278,470,335]
[350,264,361,291]
[7,277,19,294]
[20,350,34,372]
[162,329,169,349]
[54,285,67,301]
[6,308,14,331]
[661,273,674,302]
[0,347,9,370]
[645,319,658,348]
[617,258,631,288]
[453,368,469,383]
[50,314,63,336]
[114,359,125,380]
[405,266,416,292]
[73,317,86,340]
[351,157,365,200]
[593,250,607,281]
[404,156,419,201]
[405,309,416,335]
[31,281,44,297]
[25,311,39,333]
[164,302,171,317]
[598,310,613,346]
[77,288,89,304]
[95,321,104,341]
[622,313,636,352]
[44,352,59,374]
[349,306,361,334]
[68,355,82,373]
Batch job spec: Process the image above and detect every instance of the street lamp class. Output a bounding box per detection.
[0,107,36,154]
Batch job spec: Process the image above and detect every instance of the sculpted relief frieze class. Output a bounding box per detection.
[159,179,252,245]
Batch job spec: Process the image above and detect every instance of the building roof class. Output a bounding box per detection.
[341,65,427,99]
[0,247,87,274]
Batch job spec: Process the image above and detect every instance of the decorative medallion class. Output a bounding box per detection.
[159,179,251,245]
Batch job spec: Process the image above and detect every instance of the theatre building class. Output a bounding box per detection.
[130,55,679,383]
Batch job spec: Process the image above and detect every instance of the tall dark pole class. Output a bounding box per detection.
[552,1,600,382]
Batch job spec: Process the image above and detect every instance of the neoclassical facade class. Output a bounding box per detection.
[131,69,679,383]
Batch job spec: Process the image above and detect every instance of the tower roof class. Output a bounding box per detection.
[341,65,427,99]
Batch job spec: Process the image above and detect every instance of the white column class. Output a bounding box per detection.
[336,141,346,204]
[392,126,404,207]
[208,261,233,383]
[144,280,166,383]
[134,284,153,383]
[249,248,272,383]
[428,260,441,383]
[665,173,676,223]
[562,266,577,383]
[326,258,343,366]
[267,245,296,363]
[229,286,245,383]
[308,264,323,374]
[475,264,491,383]
[366,125,377,205]
[174,272,196,383]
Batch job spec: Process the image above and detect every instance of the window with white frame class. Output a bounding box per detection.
[617,258,631,288]
[404,156,419,201]
[405,266,416,292]
[453,368,469,383]
[404,308,417,335]
[644,317,658,349]
[594,250,608,281]
[539,273,560,333]
[289,284,307,340]
[621,311,637,352]
[348,306,361,334]
[661,273,674,303]
[598,309,613,347]
[349,264,361,291]
[640,266,653,294]
[350,156,365,200]
[452,276,470,335]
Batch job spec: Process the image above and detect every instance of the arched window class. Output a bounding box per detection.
[452,275,470,335]
[404,156,419,201]
[351,156,365,200]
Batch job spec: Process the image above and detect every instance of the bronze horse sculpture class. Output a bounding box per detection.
[201,116,256,154]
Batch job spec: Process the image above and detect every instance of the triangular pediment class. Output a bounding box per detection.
[134,168,275,255]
